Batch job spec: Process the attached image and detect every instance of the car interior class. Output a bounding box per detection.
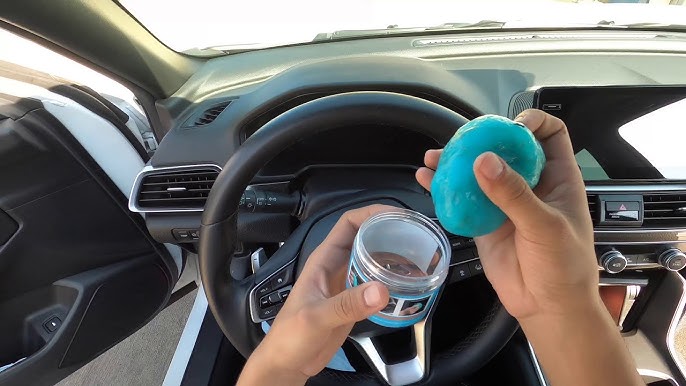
[1,1,686,385]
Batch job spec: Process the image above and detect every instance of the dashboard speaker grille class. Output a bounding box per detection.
[508,91,535,119]
[643,193,686,228]
[135,167,220,210]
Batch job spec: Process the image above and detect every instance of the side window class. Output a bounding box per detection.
[0,28,157,154]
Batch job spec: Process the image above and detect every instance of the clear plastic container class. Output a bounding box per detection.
[346,208,451,328]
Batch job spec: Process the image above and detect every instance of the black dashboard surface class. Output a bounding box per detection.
[151,56,487,170]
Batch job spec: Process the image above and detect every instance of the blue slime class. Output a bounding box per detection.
[431,115,546,237]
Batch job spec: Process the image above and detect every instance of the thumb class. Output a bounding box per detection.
[312,282,389,328]
[474,152,552,234]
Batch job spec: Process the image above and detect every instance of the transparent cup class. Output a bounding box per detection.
[346,208,451,328]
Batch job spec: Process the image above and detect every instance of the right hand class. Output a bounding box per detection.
[416,109,601,323]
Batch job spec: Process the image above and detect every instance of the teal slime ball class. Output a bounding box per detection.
[431,115,546,237]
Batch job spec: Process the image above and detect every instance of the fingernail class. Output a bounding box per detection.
[363,285,382,307]
[477,152,504,180]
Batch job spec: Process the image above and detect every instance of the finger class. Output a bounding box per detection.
[415,167,435,191]
[514,109,576,164]
[474,152,558,235]
[475,222,528,300]
[309,281,389,328]
[515,109,586,205]
[424,149,442,170]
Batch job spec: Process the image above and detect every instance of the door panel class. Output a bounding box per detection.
[0,94,176,385]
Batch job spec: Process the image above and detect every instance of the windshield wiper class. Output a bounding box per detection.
[313,20,506,41]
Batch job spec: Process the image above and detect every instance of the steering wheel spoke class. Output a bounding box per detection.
[351,313,432,386]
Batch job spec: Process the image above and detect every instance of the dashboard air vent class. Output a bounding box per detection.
[643,193,686,228]
[134,167,220,211]
[194,101,232,126]
[587,194,599,225]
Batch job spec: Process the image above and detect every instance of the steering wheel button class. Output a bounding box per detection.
[279,289,290,300]
[451,263,472,282]
[268,292,282,304]
[258,306,277,320]
[468,260,484,275]
[256,282,271,296]
[450,238,467,249]
[259,296,270,308]
[270,266,293,290]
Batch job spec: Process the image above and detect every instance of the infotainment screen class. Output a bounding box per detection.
[534,86,686,181]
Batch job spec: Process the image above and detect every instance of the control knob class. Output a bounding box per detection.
[599,250,627,274]
[658,248,686,272]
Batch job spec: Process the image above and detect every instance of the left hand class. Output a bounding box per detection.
[238,205,391,386]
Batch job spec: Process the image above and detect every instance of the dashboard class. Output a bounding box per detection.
[129,29,686,277]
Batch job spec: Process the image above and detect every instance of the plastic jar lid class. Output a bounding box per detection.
[352,209,450,295]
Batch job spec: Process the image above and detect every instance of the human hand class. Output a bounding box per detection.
[238,205,391,386]
[416,109,600,323]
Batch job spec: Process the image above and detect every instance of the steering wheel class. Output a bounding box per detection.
[199,91,518,385]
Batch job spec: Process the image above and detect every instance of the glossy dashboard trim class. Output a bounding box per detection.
[128,164,223,213]
[586,184,686,192]
[594,229,686,244]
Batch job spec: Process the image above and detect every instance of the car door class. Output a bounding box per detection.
[0,52,178,385]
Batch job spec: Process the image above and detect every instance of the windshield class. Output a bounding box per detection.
[119,0,686,54]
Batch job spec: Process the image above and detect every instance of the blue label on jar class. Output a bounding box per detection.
[347,256,437,328]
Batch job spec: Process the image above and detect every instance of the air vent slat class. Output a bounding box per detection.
[587,194,598,225]
[642,193,686,228]
[143,180,215,186]
[144,171,217,179]
[193,101,232,126]
[134,167,220,210]
[139,188,212,193]
[139,197,208,202]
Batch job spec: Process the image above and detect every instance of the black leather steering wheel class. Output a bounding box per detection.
[199,91,518,385]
